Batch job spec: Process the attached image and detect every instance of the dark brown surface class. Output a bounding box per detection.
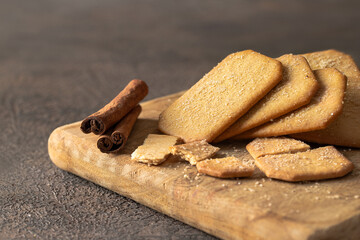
[1,0,360,239]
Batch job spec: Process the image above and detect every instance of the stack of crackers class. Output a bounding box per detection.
[132,49,358,182]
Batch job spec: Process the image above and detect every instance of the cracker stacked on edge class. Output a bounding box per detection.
[158,50,282,142]
[215,54,319,142]
[234,68,347,139]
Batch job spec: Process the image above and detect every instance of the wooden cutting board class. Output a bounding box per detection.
[48,92,360,240]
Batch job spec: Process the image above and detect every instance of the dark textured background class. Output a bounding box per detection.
[1,0,360,239]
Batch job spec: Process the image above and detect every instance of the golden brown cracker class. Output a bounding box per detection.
[215,54,318,142]
[255,146,354,182]
[234,68,347,139]
[169,140,220,165]
[196,156,255,178]
[131,134,181,165]
[158,50,282,142]
[246,137,310,159]
[303,49,359,78]
[291,50,360,148]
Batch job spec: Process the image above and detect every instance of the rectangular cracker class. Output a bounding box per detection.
[255,146,354,182]
[291,50,360,148]
[234,68,347,139]
[158,50,282,142]
[215,54,318,142]
[169,140,220,165]
[131,134,181,165]
[246,137,310,159]
[196,156,255,178]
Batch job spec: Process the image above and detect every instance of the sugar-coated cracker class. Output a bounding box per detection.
[169,140,220,165]
[235,68,347,139]
[215,54,318,142]
[292,49,360,148]
[196,156,255,178]
[255,146,354,182]
[158,50,282,142]
[131,134,181,165]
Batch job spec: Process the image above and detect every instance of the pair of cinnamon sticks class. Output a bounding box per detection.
[80,79,148,153]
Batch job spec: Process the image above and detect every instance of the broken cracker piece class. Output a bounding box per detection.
[255,146,354,182]
[196,156,255,178]
[169,140,220,165]
[131,134,181,165]
[246,137,310,159]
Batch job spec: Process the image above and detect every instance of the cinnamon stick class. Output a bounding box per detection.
[97,105,142,153]
[81,79,148,135]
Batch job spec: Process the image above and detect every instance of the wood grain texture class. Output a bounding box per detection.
[49,92,360,240]
[2,0,360,239]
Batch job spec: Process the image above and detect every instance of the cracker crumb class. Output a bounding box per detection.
[326,195,340,199]
[244,187,255,192]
